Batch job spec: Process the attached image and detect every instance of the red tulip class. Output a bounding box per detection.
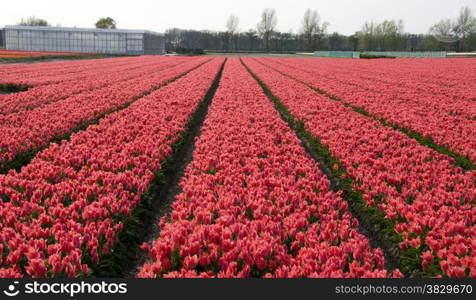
[138,58,392,278]
[240,57,476,278]
[0,57,225,277]
[26,259,47,278]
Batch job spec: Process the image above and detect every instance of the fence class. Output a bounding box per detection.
[314,51,360,58]
[361,51,446,58]
[315,51,447,59]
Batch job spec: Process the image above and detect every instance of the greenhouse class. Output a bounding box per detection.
[0,29,4,48]
[2,25,165,55]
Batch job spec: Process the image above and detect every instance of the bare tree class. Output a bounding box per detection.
[454,6,476,38]
[378,20,405,50]
[226,14,239,35]
[257,8,277,52]
[429,6,476,51]
[357,21,377,51]
[453,6,476,51]
[429,19,456,43]
[357,19,406,51]
[301,9,329,51]
[165,28,185,51]
[226,14,240,51]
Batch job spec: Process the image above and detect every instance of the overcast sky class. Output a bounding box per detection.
[2,0,475,35]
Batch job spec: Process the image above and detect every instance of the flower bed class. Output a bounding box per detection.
[138,58,399,278]
[256,58,476,165]
[0,57,211,172]
[0,57,190,115]
[242,57,476,277]
[0,58,224,277]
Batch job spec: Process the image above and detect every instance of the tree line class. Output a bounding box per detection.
[13,6,476,53]
[166,7,476,53]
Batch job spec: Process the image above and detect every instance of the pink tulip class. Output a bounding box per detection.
[0,57,225,277]
[138,58,392,278]
[240,57,476,278]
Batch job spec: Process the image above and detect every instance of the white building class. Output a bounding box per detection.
[2,25,165,55]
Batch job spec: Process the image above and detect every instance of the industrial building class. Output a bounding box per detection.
[1,25,165,55]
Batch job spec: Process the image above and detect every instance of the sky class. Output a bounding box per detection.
[1,0,475,35]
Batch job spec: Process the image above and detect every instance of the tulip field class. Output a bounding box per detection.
[0,56,475,278]
[0,49,97,61]
[0,50,83,59]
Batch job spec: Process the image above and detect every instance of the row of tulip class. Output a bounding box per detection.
[0,53,37,58]
[0,57,224,278]
[138,58,401,278]
[353,59,476,102]
[242,57,476,277]
[273,58,476,120]
[0,50,82,56]
[0,55,106,78]
[0,56,168,86]
[0,50,85,60]
[276,58,476,121]
[0,57,211,172]
[0,57,189,115]
[256,58,476,165]
[277,58,476,103]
